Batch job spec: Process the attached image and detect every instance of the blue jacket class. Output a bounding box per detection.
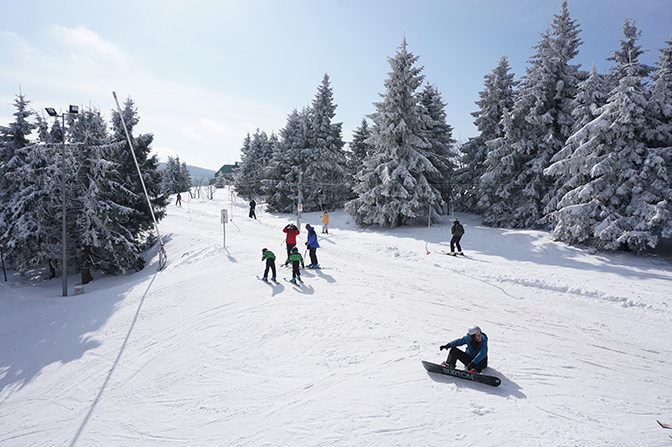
[448,333,488,364]
[306,226,320,248]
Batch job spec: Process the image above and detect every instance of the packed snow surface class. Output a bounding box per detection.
[1,188,671,446]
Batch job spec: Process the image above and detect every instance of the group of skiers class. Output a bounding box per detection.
[259,212,329,284]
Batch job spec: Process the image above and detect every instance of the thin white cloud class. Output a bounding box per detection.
[52,25,128,68]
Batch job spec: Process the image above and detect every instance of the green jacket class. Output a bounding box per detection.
[285,252,304,266]
[262,250,276,261]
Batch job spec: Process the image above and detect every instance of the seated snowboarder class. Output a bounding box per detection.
[439,325,488,373]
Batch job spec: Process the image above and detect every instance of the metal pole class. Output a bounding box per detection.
[112,92,167,270]
[61,114,67,297]
[297,171,302,229]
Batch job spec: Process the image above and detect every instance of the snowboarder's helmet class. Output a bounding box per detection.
[292,246,298,253]
[262,248,267,254]
[467,325,482,336]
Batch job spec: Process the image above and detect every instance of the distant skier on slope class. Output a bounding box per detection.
[305,224,320,268]
[450,219,465,255]
[261,248,276,282]
[249,199,257,219]
[439,325,488,373]
[284,246,304,283]
[283,223,300,258]
[321,211,329,234]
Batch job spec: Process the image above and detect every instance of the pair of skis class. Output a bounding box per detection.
[257,276,279,284]
[440,251,465,257]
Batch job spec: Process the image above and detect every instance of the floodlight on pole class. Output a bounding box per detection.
[45,105,79,297]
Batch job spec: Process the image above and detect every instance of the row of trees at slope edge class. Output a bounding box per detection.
[234,1,672,253]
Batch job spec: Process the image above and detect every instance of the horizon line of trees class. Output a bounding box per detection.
[233,1,671,253]
[0,95,168,283]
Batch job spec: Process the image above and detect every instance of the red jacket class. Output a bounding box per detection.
[283,225,300,244]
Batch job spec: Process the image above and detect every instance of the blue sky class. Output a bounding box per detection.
[1,0,670,171]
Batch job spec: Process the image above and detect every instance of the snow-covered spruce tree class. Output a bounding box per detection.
[418,83,457,212]
[262,109,310,213]
[543,65,609,217]
[110,97,167,248]
[0,93,38,271]
[234,129,273,200]
[453,56,517,212]
[69,106,143,280]
[646,35,672,196]
[301,73,349,212]
[162,156,192,195]
[346,119,373,199]
[479,1,584,228]
[345,38,445,227]
[606,18,653,88]
[545,31,671,253]
[646,35,672,150]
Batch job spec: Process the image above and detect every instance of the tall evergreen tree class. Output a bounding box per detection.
[345,38,444,227]
[418,83,457,211]
[545,23,671,252]
[646,35,672,149]
[110,97,167,246]
[234,130,273,200]
[0,93,38,270]
[346,119,373,199]
[263,109,310,213]
[301,73,350,212]
[479,1,584,228]
[454,56,517,212]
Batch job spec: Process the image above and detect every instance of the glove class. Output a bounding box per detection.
[439,344,451,351]
[467,362,476,371]
[301,264,305,269]
[305,242,308,246]
[284,262,288,267]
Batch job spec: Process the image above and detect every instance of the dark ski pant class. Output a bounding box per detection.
[450,235,462,252]
[291,261,301,279]
[249,209,256,219]
[264,259,276,278]
[445,347,487,373]
[286,243,296,258]
[308,247,318,266]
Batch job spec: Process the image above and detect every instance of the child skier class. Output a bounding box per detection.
[439,325,488,373]
[284,246,304,283]
[321,211,329,234]
[261,248,276,282]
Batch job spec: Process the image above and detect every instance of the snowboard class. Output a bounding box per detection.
[422,360,501,387]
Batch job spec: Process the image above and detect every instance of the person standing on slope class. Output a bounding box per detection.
[321,211,329,234]
[249,199,257,219]
[450,219,465,255]
[283,223,300,258]
[261,248,276,282]
[305,224,320,268]
[439,325,488,373]
[284,246,304,283]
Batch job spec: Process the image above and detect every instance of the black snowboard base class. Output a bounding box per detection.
[422,360,501,387]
